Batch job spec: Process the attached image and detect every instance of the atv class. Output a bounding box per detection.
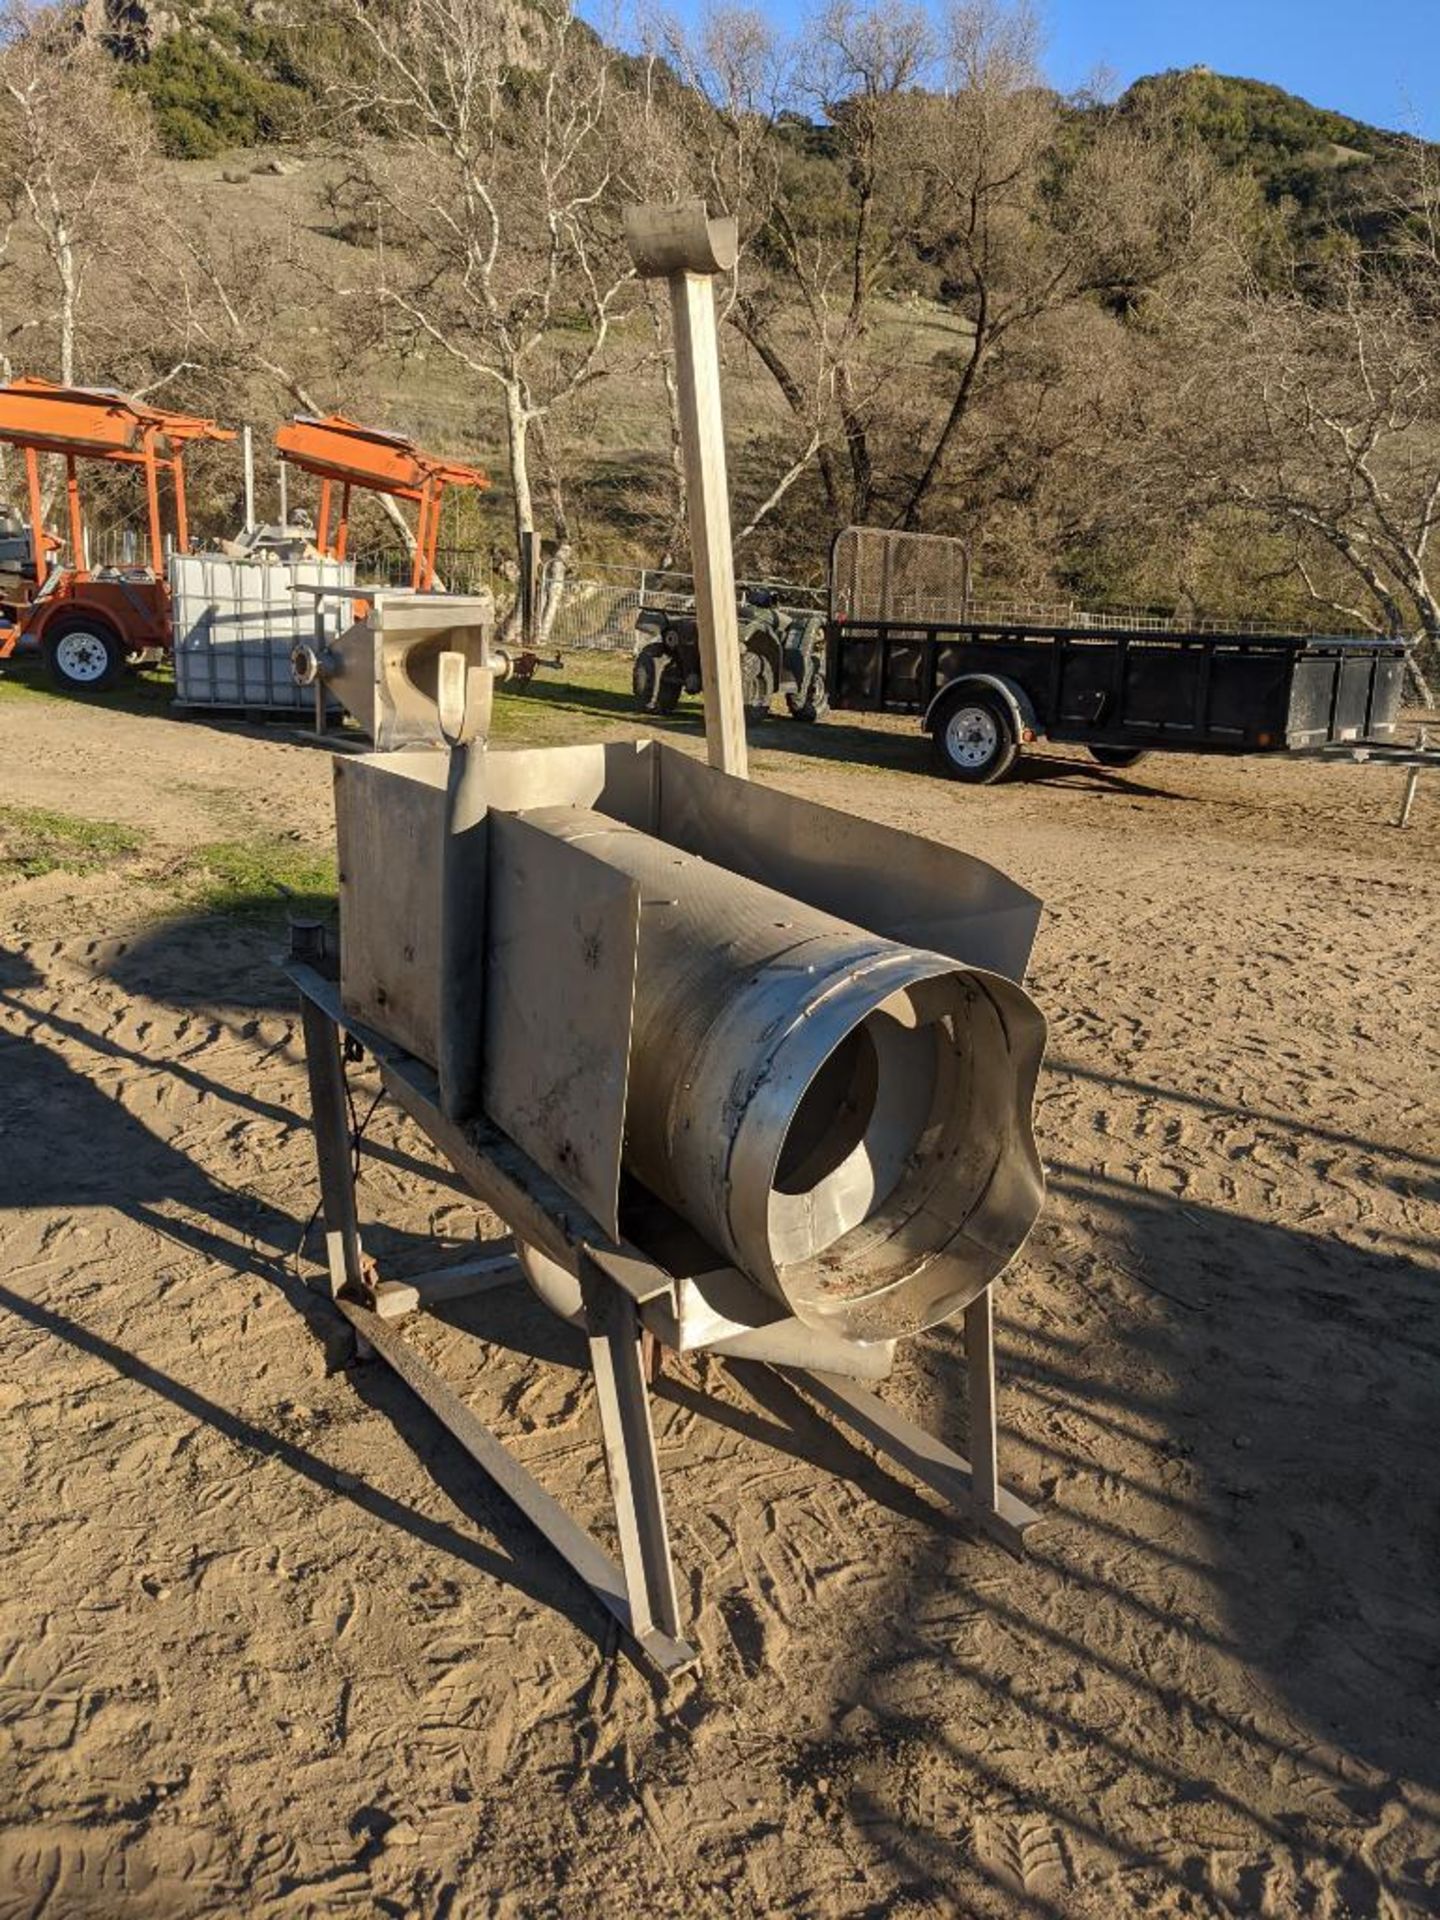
[632,588,829,723]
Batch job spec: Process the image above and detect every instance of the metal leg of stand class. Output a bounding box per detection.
[337,1297,696,1680]
[778,1284,1041,1557]
[299,996,364,1301]
[1398,762,1422,829]
[581,1256,684,1643]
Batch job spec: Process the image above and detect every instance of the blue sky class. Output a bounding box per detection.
[595,0,1440,137]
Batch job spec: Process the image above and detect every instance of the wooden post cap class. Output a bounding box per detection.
[624,200,738,278]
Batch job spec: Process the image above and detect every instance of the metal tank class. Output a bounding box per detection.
[506,804,1045,1344]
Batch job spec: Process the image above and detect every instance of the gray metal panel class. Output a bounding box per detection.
[336,753,446,1064]
[652,745,1042,982]
[171,551,354,710]
[481,811,640,1241]
[484,740,656,829]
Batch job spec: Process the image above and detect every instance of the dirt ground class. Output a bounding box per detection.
[1,664,1437,1920]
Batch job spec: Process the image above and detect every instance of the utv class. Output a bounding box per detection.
[632,588,829,723]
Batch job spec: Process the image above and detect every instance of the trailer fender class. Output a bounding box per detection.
[924,673,1041,743]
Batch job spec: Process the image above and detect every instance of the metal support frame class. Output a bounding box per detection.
[1306,732,1438,829]
[290,961,1042,1684]
[581,1257,685,1643]
[783,1281,1040,1560]
[299,993,365,1301]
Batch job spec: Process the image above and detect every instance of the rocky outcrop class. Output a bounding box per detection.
[79,1,183,61]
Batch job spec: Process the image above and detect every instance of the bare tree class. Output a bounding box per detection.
[1160,148,1440,697]
[892,0,1051,527]
[320,0,636,578]
[0,1,155,385]
[728,0,931,528]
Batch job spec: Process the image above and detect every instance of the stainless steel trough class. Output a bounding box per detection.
[333,728,1045,1351]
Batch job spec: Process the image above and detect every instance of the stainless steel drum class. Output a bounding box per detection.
[519,806,1046,1341]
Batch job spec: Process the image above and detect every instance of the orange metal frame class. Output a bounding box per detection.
[274,415,489,591]
[0,376,234,658]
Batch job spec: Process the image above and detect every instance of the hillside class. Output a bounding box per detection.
[93,3,1432,250]
[12,1,1432,656]
[1111,67,1426,249]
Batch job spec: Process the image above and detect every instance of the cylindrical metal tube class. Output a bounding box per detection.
[519,808,1046,1341]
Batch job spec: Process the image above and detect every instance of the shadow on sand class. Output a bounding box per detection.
[3,880,1436,1915]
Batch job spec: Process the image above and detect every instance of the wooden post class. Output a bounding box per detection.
[625,201,748,778]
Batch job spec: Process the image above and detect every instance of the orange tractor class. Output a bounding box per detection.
[0,381,494,699]
[0,378,234,692]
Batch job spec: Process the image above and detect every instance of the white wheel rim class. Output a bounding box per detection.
[54,631,110,683]
[945,703,999,768]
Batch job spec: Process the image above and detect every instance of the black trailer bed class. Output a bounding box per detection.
[826,618,1409,754]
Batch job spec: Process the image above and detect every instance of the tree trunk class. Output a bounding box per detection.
[729,304,842,520]
[898,297,990,531]
[1408,598,1439,706]
[500,383,534,643]
[57,226,75,385]
[537,537,573,649]
[836,365,872,523]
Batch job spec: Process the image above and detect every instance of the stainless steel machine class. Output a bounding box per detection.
[288,629,1048,1677]
[285,201,1052,1679]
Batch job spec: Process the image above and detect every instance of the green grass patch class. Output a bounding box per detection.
[0,805,145,878]
[490,650,703,748]
[0,663,177,713]
[178,836,337,919]
[491,647,919,780]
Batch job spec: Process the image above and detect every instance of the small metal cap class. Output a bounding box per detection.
[624,200,738,277]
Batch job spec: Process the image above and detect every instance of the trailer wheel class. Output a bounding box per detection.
[1088,746,1148,770]
[742,649,775,722]
[932,690,1019,784]
[43,616,126,694]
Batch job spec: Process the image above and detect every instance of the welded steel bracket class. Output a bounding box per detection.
[289,958,1042,1686]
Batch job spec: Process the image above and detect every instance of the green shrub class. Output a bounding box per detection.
[120,28,310,158]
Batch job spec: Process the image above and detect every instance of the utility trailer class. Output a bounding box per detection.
[825,526,1411,784]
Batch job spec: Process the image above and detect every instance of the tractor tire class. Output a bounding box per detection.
[931,688,1020,785]
[654,664,683,714]
[43,614,127,694]
[1088,745,1148,770]
[785,675,830,723]
[632,642,667,712]
[741,647,775,723]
